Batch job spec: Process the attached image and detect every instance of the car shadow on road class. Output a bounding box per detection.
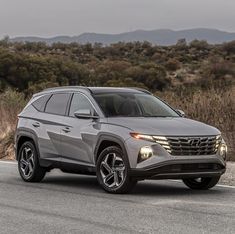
[41,173,224,197]
[42,174,100,189]
[132,181,224,197]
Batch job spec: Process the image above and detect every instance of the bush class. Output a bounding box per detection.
[105,77,148,89]
[189,40,209,50]
[0,89,27,159]
[165,58,181,71]
[0,89,26,134]
[222,41,235,55]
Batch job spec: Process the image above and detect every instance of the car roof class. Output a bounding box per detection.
[88,87,151,94]
[34,86,151,97]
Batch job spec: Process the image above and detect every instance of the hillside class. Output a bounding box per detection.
[10,28,235,45]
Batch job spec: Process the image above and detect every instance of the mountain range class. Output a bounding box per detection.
[10,28,235,45]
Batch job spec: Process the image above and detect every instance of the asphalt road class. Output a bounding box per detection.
[0,161,234,234]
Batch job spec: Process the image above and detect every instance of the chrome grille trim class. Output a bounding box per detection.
[153,135,221,156]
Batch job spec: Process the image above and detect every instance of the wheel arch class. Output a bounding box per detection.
[94,134,129,165]
[16,129,39,161]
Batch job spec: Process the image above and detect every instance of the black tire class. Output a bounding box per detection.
[96,146,137,194]
[182,176,220,190]
[18,141,46,182]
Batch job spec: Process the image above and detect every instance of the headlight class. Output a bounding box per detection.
[130,133,167,142]
[138,146,153,162]
[219,144,227,160]
[131,133,171,154]
[130,133,154,142]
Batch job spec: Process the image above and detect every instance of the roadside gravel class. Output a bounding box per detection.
[220,162,235,186]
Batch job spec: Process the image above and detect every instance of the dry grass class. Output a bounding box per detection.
[0,87,234,161]
[0,90,26,160]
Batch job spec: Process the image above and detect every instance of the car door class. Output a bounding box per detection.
[34,92,71,162]
[60,92,99,165]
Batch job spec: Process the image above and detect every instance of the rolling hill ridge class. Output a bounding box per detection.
[10,28,235,45]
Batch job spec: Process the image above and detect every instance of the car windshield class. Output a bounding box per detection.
[93,92,179,117]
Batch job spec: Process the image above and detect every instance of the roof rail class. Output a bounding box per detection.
[43,86,91,93]
[130,87,152,95]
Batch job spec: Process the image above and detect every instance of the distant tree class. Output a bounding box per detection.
[0,35,10,47]
[60,61,89,85]
[176,38,187,48]
[199,58,234,89]
[137,63,170,90]
[106,77,148,89]
[27,81,59,95]
[165,58,181,71]
[23,41,47,52]
[222,41,235,55]
[83,43,93,53]
[189,40,209,50]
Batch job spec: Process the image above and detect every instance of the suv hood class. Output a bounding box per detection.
[107,117,220,136]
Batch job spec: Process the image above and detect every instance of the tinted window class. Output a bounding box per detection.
[32,94,51,111]
[69,93,93,117]
[45,93,70,115]
[93,93,179,117]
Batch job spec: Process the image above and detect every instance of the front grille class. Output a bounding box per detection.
[153,135,221,156]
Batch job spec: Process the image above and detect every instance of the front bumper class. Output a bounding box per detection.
[125,137,226,180]
[130,159,226,180]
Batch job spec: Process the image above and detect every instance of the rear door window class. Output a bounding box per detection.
[45,93,70,115]
[32,94,51,112]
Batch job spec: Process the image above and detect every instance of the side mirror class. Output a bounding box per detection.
[176,109,185,117]
[74,109,99,119]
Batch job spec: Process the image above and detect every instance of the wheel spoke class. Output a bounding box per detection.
[20,159,28,168]
[112,153,117,168]
[101,161,112,173]
[104,172,114,184]
[22,149,27,161]
[24,147,31,159]
[21,166,26,175]
[25,147,31,154]
[28,155,34,168]
[115,165,125,172]
[28,162,33,175]
[24,164,30,176]
[117,167,125,181]
[114,172,119,186]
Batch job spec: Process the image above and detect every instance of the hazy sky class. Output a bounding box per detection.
[0,0,234,38]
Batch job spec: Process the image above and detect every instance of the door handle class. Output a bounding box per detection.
[62,126,71,133]
[32,122,40,128]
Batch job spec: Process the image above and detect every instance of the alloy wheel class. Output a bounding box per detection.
[100,153,126,189]
[20,146,35,179]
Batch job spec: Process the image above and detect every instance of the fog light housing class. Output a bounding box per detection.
[219,144,227,160]
[138,146,153,162]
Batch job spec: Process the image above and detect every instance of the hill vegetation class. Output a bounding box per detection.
[0,38,234,160]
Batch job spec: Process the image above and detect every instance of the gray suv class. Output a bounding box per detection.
[15,86,227,193]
